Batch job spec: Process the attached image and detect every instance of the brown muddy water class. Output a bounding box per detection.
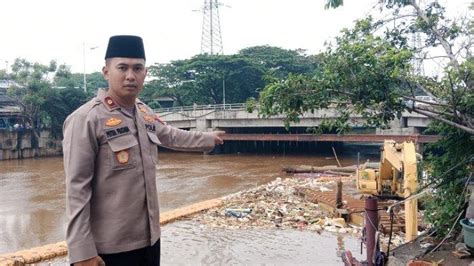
[0,151,370,264]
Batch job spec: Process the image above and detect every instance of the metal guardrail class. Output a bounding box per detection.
[155,103,246,113]
[221,133,440,143]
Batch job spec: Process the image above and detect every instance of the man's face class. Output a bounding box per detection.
[102,57,147,101]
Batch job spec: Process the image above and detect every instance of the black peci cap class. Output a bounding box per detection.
[104,35,146,60]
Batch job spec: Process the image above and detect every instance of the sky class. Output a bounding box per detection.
[0,0,470,74]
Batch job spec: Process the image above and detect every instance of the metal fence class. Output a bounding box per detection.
[154,103,246,113]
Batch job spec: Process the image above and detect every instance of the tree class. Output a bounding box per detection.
[7,58,57,142]
[322,0,473,133]
[254,0,473,237]
[322,0,473,239]
[86,72,108,91]
[41,87,88,138]
[259,1,473,133]
[54,65,107,92]
[7,58,92,141]
[0,70,8,80]
[145,58,206,106]
[238,46,320,80]
[146,46,319,107]
[146,54,266,106]
[256,18,414,130]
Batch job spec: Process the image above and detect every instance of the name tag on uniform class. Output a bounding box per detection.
[145,124,156,132]
[105,126,130,140]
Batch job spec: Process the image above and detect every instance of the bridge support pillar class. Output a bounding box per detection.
[415,142,424,154]
[196,119,211,132]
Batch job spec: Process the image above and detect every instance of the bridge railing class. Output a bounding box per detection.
[155,103,246,113]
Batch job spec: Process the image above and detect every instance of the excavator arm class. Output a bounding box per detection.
[357,140,418,241]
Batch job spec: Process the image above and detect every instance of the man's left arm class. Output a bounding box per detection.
[155,124,223,152]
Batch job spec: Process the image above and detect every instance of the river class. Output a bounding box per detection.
[0,151,370,264]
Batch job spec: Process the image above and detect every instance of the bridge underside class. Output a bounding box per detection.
[221,133,439,144]
[157,106,436,148]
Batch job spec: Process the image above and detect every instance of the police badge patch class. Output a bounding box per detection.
[116,150,129,164]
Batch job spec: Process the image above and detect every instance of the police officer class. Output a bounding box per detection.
[63,35,224,266]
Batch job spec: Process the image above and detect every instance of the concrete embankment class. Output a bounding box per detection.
[0,129,62,160]
[0,198,223,265]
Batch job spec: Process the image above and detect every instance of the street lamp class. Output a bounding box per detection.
[83,43,86,93]
[82,43,99,93]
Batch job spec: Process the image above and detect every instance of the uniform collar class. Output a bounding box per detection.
[97,89,121,112]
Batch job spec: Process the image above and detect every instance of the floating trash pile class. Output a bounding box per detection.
[191,176,412,251]
[193,177,360,235]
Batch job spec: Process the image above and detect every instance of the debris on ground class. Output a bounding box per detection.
[192,177,361,235]
[191,174,415,255]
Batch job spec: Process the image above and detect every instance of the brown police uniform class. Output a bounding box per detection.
[63,89,215,264]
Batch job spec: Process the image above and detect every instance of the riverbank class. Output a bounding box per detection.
[0,129,61,160]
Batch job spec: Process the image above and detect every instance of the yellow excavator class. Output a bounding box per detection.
[357,140,418,241]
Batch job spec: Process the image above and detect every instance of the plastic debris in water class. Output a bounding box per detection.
[225,208,252,218]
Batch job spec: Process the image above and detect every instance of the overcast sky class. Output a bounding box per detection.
[0,0,470,74]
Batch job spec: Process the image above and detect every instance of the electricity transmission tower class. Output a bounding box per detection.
[199,0,225,55]
[411,0,424,76]
[412,31,424,76]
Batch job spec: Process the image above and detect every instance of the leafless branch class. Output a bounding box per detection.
[376,14,418,25]
[410,108,474,134]
[401,95,449,107]
[447,72,460,120]
[410,0,461,71]
[415,55,450,60]
[412,105,454,118]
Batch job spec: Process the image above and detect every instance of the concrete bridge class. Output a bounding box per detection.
[155,104,436,144]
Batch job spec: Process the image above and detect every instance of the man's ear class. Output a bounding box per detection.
[102,66,109,81]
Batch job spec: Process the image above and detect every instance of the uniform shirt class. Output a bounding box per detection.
[62,89,215,263]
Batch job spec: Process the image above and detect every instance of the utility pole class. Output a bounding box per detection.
[222,76,226,109]
[83,43,87,93]
[82,44,99,93]
[198,0,228,55]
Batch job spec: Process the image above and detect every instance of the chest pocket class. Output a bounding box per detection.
[147,131,161,164]
[107,134,139,170]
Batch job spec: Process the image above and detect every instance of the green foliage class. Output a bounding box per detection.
[86,72,108,91]
[54,64,107,92]
[424,123,474,237]
[258,17,413,131]
[238,46,319,80]
[7,58,55,139]
[0,70,8,80]
[146,54,266,106]
[41,87,89,138]
[325,0,344,9]
[250,0,474,239]
[325,0,411,9]
[245,97,257,113]
[146,46,319,107]
[260,0,473,135]
[6,58,92,139]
